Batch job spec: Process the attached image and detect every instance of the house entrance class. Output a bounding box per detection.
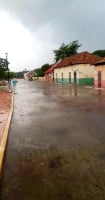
[56,73,58,82]
[62,72,63,83]
[69,72,71,83]
[98,71,101,88]
[74,71,77,84]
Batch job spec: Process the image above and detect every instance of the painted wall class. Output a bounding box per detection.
[24,73,29,80]
[54,64,94,85]
[94,65,105,87]
[45,73,54,82]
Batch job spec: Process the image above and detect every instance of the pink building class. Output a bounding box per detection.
[95,57,105,88]
[45,63,57,82]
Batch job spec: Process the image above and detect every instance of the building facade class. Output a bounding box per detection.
[94,58,105,88]
[24,71,34,80]
[54,52,101,85]
[45,63,57,82]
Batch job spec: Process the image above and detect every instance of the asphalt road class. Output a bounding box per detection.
[1,79,105,200]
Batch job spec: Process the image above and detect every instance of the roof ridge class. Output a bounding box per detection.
[55,52,101,68]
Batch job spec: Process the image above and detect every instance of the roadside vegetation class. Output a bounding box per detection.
[1,41,105,79]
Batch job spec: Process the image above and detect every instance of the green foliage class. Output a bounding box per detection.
[33,72,37,77]
[53,40,81,62]
[41,63,50,73]
[0,71,5,80]
[0,71,16,80]
[93,50,105,57]
[15,71,24,79]
[0,58,7,72]
[0,57,9,80]
[9,72,16,79]
[35,63,50,77]
[35,68,43,77]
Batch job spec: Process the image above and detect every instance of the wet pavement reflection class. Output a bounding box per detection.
[1,80,105,199]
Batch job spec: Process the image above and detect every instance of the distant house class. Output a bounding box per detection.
[94,57,105,88]
[45,63,57,82]
[54,52,101,85]
[24,71,34,80]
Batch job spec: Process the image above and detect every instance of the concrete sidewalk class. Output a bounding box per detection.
[0,92,13,174]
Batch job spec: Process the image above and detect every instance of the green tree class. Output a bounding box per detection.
[41,63,50,73]
[93,50,105,57]
[9,72,16,79]
[53,40,81,62]
[0,58,7,71]
[15,71,24,79]
[0,58,8,80]
[0,71,5,80]
[34,63,50,77]
[35,68,43,77]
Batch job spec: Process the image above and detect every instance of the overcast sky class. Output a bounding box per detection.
[0,0,104,71]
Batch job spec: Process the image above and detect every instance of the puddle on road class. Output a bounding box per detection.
[1,80,105,200]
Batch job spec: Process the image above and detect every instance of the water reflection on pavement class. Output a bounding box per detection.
[1,80,105,199]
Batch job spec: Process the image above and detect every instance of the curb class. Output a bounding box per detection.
[0,93,14,173]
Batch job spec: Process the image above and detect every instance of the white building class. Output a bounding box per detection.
[54,52,101,85]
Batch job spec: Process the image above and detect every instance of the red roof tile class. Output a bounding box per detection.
[45,63,57,74]
[95,57,105,65]
[55,52,101,69]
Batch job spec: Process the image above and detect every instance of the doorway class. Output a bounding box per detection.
[56,73,58,83]
[69,72,71,83]
[98,71,101,88]
[62,72,63,83]
[74,71,77,84]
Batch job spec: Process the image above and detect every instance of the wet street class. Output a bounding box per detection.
[1,79,105,199]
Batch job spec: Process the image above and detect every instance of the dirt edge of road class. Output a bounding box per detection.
[0,93,14,175]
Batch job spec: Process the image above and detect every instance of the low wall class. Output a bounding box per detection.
[0,86,9,92]
[33,77,45,81]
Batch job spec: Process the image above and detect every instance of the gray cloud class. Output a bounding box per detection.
[0,0,105,49]
[0,0,105,70]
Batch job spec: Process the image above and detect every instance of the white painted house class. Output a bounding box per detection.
[54,52,101,85]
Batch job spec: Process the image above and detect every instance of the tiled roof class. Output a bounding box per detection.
[95,57,105,65]
[45,63,57,74]
[55,52,101,68]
